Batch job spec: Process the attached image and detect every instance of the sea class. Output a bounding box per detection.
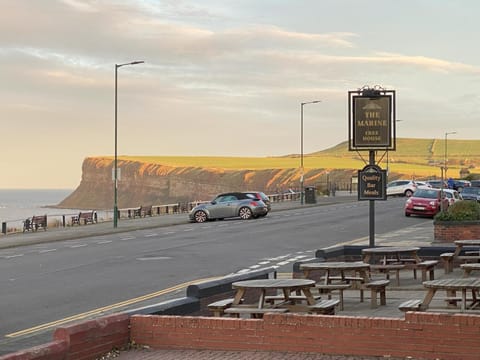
[0,189,84,227]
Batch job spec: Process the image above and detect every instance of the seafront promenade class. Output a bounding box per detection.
[0,193,357,250]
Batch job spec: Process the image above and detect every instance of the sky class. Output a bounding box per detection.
[1,0,479,189]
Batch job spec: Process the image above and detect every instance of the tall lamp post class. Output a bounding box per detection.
[114,60,144,228]
[300,100,321,205]
[441,131,456,211]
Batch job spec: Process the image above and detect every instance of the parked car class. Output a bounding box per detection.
[426,180,447,189]
[470,180,480,187]
[459,187,480,202]
[447,179,472,192]
[242,191,271,214]
[189,192,268,223]
[441,189,462,205]
[386,180,417,197]
[404,188,449,218]
[415,181,432,189]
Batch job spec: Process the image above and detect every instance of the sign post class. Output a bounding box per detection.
[348,86,396,247]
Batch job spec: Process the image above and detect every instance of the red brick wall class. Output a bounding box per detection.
[130,312,480,360]
[0,314,130,360]
[434,221,480,242]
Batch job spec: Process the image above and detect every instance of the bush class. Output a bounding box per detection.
[434,200,480,221]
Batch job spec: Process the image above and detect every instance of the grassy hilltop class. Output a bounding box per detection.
[118,138,480,180]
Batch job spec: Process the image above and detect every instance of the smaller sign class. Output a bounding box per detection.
[358,165,387,200]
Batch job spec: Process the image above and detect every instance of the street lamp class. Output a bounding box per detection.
[441,131,457,211]
[300,100,321,205]
[114,60,144,228]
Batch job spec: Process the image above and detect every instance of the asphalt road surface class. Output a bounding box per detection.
[0,197,430,354]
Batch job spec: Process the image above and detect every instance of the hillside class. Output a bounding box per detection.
[57,138,480,210]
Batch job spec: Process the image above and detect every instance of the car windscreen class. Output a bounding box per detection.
[413,189,438,199]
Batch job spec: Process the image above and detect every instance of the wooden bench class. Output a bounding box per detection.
[264,294,321,306]
[134,205,153,218]
[365,280,390,308]
[208,298,238,317]
[411,260,438,281]
[23,218,33,232]
[461,263,480,277]
[440,252,455,274]
[25,215,47,232]
[370,264,405,286]
[224,307,288,318]
[457,255,480,263]
[398,299,423,312]
[314,283,351,310]
[323,275,364,283]
[308,299,340,315]
[72,211,96,225]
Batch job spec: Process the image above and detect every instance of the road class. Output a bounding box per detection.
[0,196,430,354]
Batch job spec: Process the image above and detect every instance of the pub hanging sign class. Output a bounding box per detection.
[358,164,387,201]
[348,88,396,151]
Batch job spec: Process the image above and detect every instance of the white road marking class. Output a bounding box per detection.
[97,240,112,244]
[4,254,24,259]
[120,236,135,241]
[144,233,157,237]
[69,244,87,248]
[39,249,57,253]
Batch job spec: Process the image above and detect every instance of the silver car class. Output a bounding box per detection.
[189,192,268,223]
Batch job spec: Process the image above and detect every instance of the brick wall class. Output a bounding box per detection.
[130,312,480,360]
[0,314,130,360]
[434,221,480,242]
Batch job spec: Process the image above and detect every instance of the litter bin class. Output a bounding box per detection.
[304,186,317,204]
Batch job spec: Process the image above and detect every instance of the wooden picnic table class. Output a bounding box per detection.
[231,279,317,308]
[442,240,480,273]
[362,246,421,265]
[300,261,370,285]
[421,278,480,312]
[453,240,480,257]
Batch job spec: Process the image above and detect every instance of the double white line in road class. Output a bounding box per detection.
[6,276,222,338]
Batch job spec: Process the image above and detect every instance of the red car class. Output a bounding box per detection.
[404,188,449,218]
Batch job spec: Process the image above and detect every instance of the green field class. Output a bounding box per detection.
[114,138,480,180]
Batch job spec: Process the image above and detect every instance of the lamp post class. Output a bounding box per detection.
[300,100,321,205]
[441,131,456,212]
[114,60,144,228]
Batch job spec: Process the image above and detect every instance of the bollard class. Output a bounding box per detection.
[2,222,6,234]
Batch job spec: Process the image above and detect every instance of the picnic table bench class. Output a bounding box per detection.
[399,278,480,313]
[460,263,480,277]
[72,211,97,225]
[441,240,480,273]
[23,215,47,232]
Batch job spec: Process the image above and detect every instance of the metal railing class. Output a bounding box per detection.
[1,193,302,236]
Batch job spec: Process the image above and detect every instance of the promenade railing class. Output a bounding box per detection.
[0,192,302,236]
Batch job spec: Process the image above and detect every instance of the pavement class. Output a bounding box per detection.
[1,193,447,360]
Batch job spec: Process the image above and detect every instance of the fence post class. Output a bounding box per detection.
[62,215,66,227]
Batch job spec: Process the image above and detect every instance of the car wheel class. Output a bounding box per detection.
[238,207,253,220]
[405,190,413,197]
[194,210,208,223]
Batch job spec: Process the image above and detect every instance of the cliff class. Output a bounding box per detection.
[57,157,355,210]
